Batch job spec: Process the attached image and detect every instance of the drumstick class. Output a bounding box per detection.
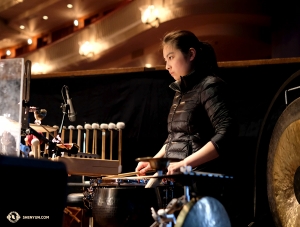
[100,123,108,159]
[102,171,140,179]
[53,125,59,138]
[116,122,125,173]
[84,123,92,153]
[92,123,99,154]
[68,125,75,143]
[31,138,40,158]
[108,123,116,160]
[61,126,66,144]
[76,125,83,152]
[52,125,69,150]
[107,175,156,180]
[103,169,156,179]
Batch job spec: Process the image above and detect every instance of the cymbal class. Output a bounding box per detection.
[30,124,57,132]
[136,157,182,170]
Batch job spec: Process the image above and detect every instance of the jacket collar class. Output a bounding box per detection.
[169,70,205,92]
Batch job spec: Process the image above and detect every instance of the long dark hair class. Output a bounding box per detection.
[162,30,218,75]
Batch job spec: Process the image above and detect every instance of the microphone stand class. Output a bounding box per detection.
[58,102,69,135]
[52,85,79,157]
[58,85,71,135]
[57,86,79,156]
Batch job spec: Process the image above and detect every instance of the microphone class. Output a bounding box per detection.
[65,86,76,122]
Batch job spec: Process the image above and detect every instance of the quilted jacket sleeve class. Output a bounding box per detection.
[200,76,239,156]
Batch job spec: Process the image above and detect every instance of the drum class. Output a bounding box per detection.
[66,175,174,227]
[175,196,231,227]
[92,186,162,227]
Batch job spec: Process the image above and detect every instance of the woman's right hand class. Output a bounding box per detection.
[135,161,151,176]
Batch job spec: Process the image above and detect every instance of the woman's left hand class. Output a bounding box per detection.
[167,160,185,175]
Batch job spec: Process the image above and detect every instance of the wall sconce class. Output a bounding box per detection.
[31,62,48,74]
[79,41,102,57]
[139,5,160,28]
[79,41,95,57]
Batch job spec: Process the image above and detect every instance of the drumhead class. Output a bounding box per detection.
[175,196,231,227]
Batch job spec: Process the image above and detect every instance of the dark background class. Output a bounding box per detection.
[27,62,300,226]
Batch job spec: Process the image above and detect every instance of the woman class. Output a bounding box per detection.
[135,30,238,225]
[135,30,240,226]
[136,30,238,176]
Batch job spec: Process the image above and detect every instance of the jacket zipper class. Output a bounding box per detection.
[167,92,182,151]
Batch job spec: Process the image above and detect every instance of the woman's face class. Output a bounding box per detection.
[163,44,194,81]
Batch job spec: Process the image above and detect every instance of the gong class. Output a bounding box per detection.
[175,196,231,227]
[267,97,300,227]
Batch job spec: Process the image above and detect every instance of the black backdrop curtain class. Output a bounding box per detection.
[28,62,300,224]
[29,70,174,173]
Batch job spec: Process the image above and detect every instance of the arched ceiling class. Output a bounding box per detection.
[0,0,273,73]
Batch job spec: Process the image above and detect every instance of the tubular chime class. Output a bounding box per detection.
[53,125,59,138]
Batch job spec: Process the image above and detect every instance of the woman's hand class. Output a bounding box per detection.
[135,161,151,176]
[167,160,186,175]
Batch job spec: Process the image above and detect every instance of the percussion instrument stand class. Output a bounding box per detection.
[21,60,31,136]
[82,178,102,227]
[58,103,68,135]
[150,195,187,227]
[150,166,192,227]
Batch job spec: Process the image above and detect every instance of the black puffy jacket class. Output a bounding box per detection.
[164,70,238,172]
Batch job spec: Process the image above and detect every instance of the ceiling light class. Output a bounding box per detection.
[6,50,11,56]
[32,63,42,74]
[20,25,25,29]
[27,39,32,45]
[31,63,49,74]
[67,4,73,9]
[43,16,48,20]
[74,20,79,26]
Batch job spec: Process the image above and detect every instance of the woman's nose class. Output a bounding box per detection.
[165,63,170,70]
